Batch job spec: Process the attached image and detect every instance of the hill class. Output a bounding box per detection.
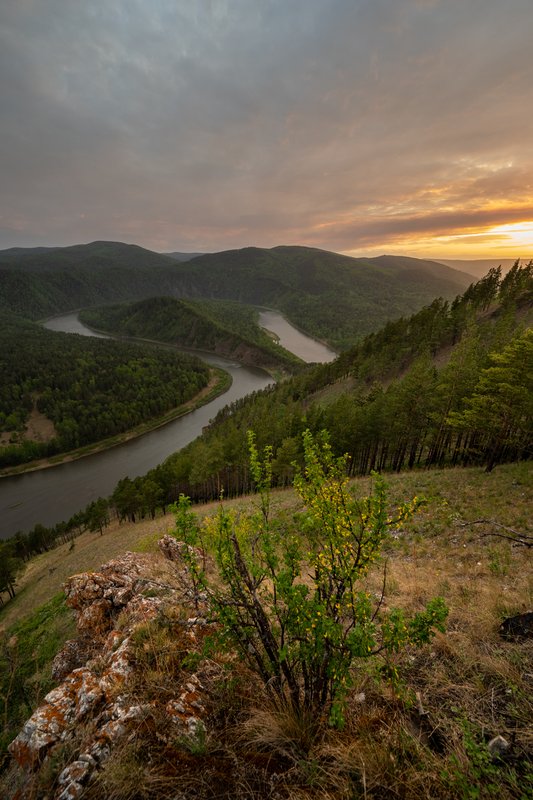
[0,315,214,469]
[0,241,472,348]
[79,296,303,374]
[121,261,531,509]
[173,246,473,348]
[0,241,183,321]
[437,257,531,279]
[1,462,531,799]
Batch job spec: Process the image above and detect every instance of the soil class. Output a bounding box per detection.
[0,405,57,447]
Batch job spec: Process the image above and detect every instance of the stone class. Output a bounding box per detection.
[488,735,511,759]
[499,611,533,640]
[8,549,214,799]
[51,637,93,681]
[57,759,90,786]
[77,598,113,636]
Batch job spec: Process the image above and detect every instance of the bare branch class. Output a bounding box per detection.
[457,518,532,547]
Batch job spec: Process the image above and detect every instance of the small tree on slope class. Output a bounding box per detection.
[173,429,448,727]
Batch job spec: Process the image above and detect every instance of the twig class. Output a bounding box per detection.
[457,518,532,547]
[478,532,532,547]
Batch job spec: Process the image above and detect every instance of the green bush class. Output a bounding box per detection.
[173,430,448,727]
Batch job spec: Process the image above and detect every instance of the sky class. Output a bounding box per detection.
[1,0,532,260]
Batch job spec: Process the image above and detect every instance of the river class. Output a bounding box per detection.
[0,310,335,539]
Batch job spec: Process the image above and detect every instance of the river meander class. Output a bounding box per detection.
[0,310,335,538]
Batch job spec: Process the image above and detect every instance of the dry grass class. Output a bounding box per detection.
[2,461,532,798]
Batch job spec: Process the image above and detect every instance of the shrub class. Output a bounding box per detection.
[173,430,448,727]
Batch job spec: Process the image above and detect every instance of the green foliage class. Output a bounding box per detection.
[442,721,525,800]
[80,295,303,372]
[173,431,447,726]
[448,328,533,470]
[0,315,209,468]
[0,241,470,348]
[0,241,184,320]
[0,594,75,766]
[152,262,532,505]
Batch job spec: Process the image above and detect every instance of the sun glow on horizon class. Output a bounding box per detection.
[343,216,533,261]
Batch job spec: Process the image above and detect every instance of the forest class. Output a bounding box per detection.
[2,261,530,576]
[0,315,210,468]
[0,241,471,348]
[79,296,303,373]
[108,260,533,511]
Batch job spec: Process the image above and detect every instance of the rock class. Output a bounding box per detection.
[77,598,113,636]
[499,611,533,640]
[488,735,511,759]
[8,549,215,800]
[51,637,93,681]
[57,760,90,785]
[158,533,203,564]
[9,668,105,770]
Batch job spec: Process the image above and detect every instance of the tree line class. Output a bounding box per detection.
[0,316,210,468]
[1,262,530,605]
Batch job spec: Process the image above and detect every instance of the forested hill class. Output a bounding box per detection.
[0,242,182,322]
[167,246,473,348]
[0,241,472,348]
[80,297,303,373]
[0,240,175,270]
[2,262,530,560]
[0,315,211,469]
[116,261,531,511]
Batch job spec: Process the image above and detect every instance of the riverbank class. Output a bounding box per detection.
[0,367,231,479]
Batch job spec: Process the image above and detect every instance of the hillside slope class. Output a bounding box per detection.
[1,463,531,800]
[133,261,532,507]
[174,246,473,348]
[0,241,472,348]
[80,296,303,373]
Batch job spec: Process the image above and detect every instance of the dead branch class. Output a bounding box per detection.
[457,518,532,547]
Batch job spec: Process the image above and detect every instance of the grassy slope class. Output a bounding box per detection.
[1,461,531,797]
[3,462,530,629]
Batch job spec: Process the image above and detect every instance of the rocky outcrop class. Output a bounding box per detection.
[8,542,215,800]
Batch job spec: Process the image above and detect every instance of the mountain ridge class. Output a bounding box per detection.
[0,241,474,348]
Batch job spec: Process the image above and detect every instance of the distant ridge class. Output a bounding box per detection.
[0,240,473,348]
[0,246,56,261]
[436,257,529,279]
[165,251,206,261]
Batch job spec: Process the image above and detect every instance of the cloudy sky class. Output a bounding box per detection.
[1,0,532,258]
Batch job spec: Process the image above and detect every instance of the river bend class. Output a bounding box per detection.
[0,311,335,538]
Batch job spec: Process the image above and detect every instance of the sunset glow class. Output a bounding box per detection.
[1,1,532,262]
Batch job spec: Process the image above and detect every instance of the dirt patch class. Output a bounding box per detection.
[23,406,57,442]
[0,403,57,447]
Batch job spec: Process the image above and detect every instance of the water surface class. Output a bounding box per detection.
[0,310,335,538]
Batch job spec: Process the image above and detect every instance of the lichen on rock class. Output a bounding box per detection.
[7,541,216,800]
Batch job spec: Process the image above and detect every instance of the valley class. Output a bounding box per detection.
[0,308,330,538]
[0,246,530,800]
